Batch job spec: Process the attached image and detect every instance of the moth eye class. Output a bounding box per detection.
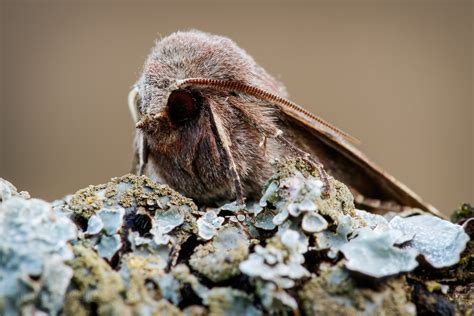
[167,90,198,123]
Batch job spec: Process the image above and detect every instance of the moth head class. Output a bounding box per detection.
[129,30,357,150]
[130,31,285,122]
[129,85,203,136]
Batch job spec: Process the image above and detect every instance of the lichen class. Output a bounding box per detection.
[65,245,125,314]
[0,158,471,315]
[152,206,185,236]
[451,203,473,224]
[254,208,277,230]
[256,158,360,245]
[196,210,225,240]
[66,246,171,316]
[239,228,311,313]
[299,263,416,316]
[390,215,469,268]
[0,197,77,316]
[315,214,355,258]
[204,288,260,316]
[84,207,125,260]
[0,178,29,202]
[61,174,199,270]
[158,264,209,306]
[240,230,309,290]
[301,212,328,233]
[119,254,167,313]
[65,174,197,222]
[340,227,419,277]
[190,226,249,282]
[0,178,19,202]
[314,207,470,277]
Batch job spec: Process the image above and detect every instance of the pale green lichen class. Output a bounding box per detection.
[239,228,311,313]
[151,206,185,245]
[127,231,171,262]
[315,215,354,258]
[0,157,471,315]
[65,174,197,220]
[240,230,309,290]
[0,178,30,202]
[65,245,125,314]
[196,210,225,240]
[204,288,260,316]
[0,178,19,202]
[96,234,122,260]
[301,212,328,233]
[254,208,277,230]
[299,263,416,316]
[119,254,168,314]
[64,174,198,269]
[259,158,358,223]
[389,215,469,268]
[0,178,17,202]
[158,264,209,306]
[66,246,172,316]
[256,158,360,242]
[189,226,249,282]
[84,207,126,260]
[340,227,419,277]
[336,211,469,277]
[0,197,77,316]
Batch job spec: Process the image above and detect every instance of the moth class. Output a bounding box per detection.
[128,30,441,217]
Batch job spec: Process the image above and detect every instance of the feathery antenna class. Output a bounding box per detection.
[175,78,360,145]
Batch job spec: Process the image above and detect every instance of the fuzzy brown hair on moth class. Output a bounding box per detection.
[128,30,441,217]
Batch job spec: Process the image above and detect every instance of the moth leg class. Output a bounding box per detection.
[275,135,331,198]
[202,97,251,233]
[137,132,149,176]
[258,135,268,155]
[166,243,181,271]
[208,106,245,206]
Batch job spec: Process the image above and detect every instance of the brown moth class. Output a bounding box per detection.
[128,30,441,217]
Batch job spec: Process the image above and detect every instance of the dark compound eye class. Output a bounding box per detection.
[167,90,198,123]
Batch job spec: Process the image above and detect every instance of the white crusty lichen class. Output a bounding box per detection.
[0,197,77,315]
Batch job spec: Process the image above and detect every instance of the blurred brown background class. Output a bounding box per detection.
[0,0,472,215]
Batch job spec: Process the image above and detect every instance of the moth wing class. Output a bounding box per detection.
[278,109,442,217]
